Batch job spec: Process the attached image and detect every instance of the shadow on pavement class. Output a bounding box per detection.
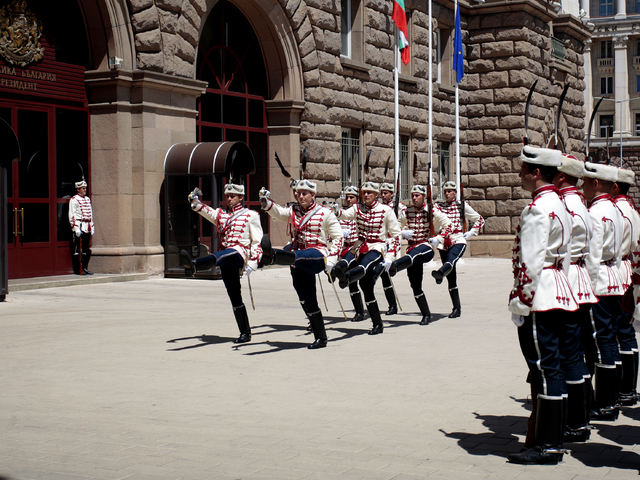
[166,334,236,351]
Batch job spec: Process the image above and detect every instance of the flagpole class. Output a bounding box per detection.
[455,0,461,203]
[394,28,400,199]
[428,0,433,196]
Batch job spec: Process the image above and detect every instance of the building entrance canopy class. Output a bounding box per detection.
[162,142,256,278]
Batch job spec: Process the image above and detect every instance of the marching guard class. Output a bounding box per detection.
[69,180,95,275]
[611,167,640,406]
[379,182,406,315]
[432,181,484,318]
[259,180,343,349]
[333,181,402,335]
[553,154,596,443]
[507,146,578,465]
[582,162,625,420]
[331,185,367,322]
[181,183,263,344]
[389,185,451,325]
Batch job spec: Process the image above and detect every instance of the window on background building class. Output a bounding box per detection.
[635,113,640,136]
[341,0,363,62]
[637,75,640,93]
[600,76,614,95]
[600,115,614,137]
[600,0,614,15]
[401,11,413,76]
[436,141,451,200]
[341,128,361,190]
[400,136,411,200]
[600,40,613,58]
[636,38,640,55]
[436,27,452,86]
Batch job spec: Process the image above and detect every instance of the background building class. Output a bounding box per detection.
[0,0,590,279]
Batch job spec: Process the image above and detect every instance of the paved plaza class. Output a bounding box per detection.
[1,257,639,479]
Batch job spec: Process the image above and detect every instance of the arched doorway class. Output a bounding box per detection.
[0,0,91,279]
[195,0,270,238]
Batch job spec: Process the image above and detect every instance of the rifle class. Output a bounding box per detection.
[393,154,401,218]
[427,155,435,238]
[460,183,467,233]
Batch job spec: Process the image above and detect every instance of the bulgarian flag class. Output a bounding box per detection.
[392,0,410,65]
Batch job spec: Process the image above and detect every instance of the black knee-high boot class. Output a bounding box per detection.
[350,289,366,322]
[620,353,637,405]
[448,287,461,318]
[367,300,383,335]
[564,382,590,442]
[591,364,619,420]
[233,305,251,343]
[308,310,327,349]
[415,293,431,325]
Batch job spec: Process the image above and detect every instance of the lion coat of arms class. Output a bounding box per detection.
[0,0,44,67]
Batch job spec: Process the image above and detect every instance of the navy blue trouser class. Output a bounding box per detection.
[290,248,325,314]
[438,243,466,290]
[405,244,435,296]
[583,295,621,368]
[349,250,383,303]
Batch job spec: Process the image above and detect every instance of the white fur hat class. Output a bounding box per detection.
[410,184,427,195]
[360,181,380,193]
[75,180,87,189]
[520,145,562,167]
[343,185,359,196]
[289,179,299,190]
[442,181,457,191]
[583,162,619,182]
[380,182,394,192]
[616,168,635,185]
[558,154,584,179]
[295,179,317,193]
[224,183,245,195]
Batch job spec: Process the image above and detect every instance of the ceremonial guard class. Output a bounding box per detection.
[507,145,577,465]
[259,180,343,349]
[68,179,95,275]
[333,181,402,335]
[432,181,484,318]
[553,154,596,443]
[378,182,403,315]
[331,185,367,322]
[389,185,451,325]
[181,183,263,344]
[611,168,640,406]
[582,162,625,420]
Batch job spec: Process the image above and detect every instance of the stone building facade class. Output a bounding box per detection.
[0,0,591,280]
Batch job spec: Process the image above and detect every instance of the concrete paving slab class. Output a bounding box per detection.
[0,258,639,479]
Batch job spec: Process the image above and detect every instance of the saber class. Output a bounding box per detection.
[319,275,329,311]
[247,274,255,310]
[328,274,349,321]
[586,97,604,161]
[388,275,402,312]
[523,80,537,145]
[554,83,570,150]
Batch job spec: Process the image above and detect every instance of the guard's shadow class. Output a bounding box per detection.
[166,334,235,351]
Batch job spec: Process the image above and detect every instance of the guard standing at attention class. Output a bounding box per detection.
[582,162,625,420]
[432,181,484,318]
[507,145,578,465]
[181,183,263,344]
[333,181,402,335]
[69,179,95,275]
[389,184,451,325]
[259,180,344,349]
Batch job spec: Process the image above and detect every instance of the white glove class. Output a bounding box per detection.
[74,228,81,237]
[330,203,341,215]
[259,188,271,200]
[325,260,335,274]
[464,231,474,240]
[244,265,254,277]
[511,313,525,327]
[402,229,414,240]
[342,228,351,238]
[428,237,439,246]
[383,257,393,272]
[190,198,202,211]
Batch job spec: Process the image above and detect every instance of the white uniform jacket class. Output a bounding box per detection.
[339,218,358,253]
[264,199,343,265]
[400,203,451,252]
[586,194,624,297]
[68,194,95,235]
[559,186,597,305]
[337,201,402,261]
[434,200,484,250]
[509,185,577,316]
[193,202,263,271]
[614,195,640,290]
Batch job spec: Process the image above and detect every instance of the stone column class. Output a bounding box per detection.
[613,35,631,137]
[84,69,206,274]
[616,0,626,17]
[581,0,590,17]
[265,99,305,247]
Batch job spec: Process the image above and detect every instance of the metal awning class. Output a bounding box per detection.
[163,141,255,176]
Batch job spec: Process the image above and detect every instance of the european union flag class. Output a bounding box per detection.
[453,0,464,83]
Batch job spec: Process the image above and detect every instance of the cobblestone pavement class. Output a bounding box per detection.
[1,257,638,480]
